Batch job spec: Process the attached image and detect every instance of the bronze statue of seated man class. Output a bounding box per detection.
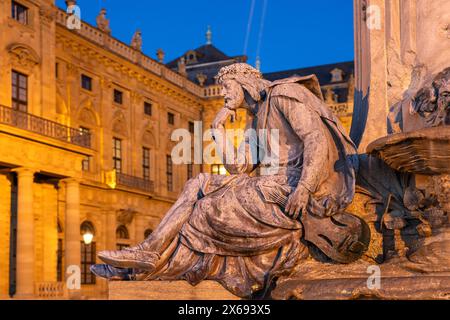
[92,63,369,298]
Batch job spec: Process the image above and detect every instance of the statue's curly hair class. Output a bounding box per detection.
[216,63,263,84]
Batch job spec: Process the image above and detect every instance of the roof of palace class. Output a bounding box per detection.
[166,44,247,86]
[264,61,355,103]
[264,61,354,85]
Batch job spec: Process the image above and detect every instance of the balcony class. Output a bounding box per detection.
[35,282,67,300]
[116,172,155,194]
[0,105,91,148]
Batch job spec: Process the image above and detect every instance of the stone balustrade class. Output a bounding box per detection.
[204,85,223,98]
[55,9,207,98]
[35,282,67,299]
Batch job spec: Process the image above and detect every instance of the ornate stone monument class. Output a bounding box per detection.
[93,0,449,300]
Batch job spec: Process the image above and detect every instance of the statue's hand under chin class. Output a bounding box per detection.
[212,108,236,129]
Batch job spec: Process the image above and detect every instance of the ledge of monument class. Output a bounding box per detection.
[108,280,242,300]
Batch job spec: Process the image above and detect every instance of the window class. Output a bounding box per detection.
[189,121,195,134]
[55,63,59,79]
[80,221,96,285]
[11,1,28,24]
[113,89,123,104]
[166,155,173,192]
[187,164,193,180]
[144,101,152,116]
[11,70,28,112]
[211,164,227,175]
[113,138,122,174]
[116,225,130,250]
[330,68,344,83]
[116,225,129,239]
[81,74,92,91]
[168,112,175,125]
[80,241,96,284]
[143,147,150,181]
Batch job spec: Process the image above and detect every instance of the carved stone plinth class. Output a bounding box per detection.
[272,275,450,300]
[108,281,241,300]
[271,257,450,300]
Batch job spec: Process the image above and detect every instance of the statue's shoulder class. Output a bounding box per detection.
[268,75,324,102]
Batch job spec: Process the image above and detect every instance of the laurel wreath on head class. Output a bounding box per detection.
[216,63,263,84]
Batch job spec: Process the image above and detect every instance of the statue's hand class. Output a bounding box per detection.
[285,184,310,220]
[212,108,236,129]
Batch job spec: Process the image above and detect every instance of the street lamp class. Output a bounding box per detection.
[81,221,95,245]
[83,232,94,245]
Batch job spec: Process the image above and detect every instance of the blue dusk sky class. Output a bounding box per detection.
[55,0,355,73]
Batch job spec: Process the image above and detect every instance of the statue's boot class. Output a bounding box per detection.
[90,264,135,281]
[98,244,160,271]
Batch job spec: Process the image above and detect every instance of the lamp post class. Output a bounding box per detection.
[82,231,93,245]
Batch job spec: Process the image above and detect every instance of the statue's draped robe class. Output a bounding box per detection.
[142,78,358,298]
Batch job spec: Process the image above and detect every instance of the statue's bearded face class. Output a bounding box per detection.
[221,79,245,110]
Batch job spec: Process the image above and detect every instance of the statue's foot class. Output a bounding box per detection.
[98,248,159,271]
[90,264,134,281]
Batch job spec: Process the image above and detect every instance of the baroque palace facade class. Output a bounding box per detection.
[0,0,354,299]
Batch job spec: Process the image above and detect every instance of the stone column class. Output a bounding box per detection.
[351,0,388,152]
[63,178,80,298]
[13,168,35,299]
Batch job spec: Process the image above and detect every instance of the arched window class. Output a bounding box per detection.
[116,225,129,240]
[116,225,130,250]
[80,221,96,285]
[144,229,153,239]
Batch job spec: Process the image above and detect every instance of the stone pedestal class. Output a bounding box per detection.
[272,251,450,300]
[108,281,241,300]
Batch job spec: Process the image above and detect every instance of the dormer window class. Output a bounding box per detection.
[330,68,344,83]
[185,50,198,64]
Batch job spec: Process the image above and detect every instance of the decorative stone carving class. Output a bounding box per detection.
[368,126,450,175]
[78,106,98,127]
[117,209,138,226]
[156,49,165,63]
[131,30,143,52]
[411,67,450,128]
[388,67,450,133]
[130,92,143,105]
[7,43,40,71]
[112,111,128,137]
[39,4,56,26]
[196,73,207,87]
[57,33,203,107]
[96,8,111,34]
[142,130,156,148]
[66,63,79,81]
